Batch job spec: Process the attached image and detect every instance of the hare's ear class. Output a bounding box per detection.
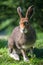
[17,7,23,18]
[26,5,34,18]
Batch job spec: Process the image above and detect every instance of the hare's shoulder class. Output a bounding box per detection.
[12,26,20,34]
[10,26,20,38]
[13,26,19,32]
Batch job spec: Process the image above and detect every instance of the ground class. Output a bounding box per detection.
[0,32,43,65]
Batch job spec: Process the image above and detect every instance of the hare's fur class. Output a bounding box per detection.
[8,5,36,61]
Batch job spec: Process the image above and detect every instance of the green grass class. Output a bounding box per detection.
[0,32,43,65]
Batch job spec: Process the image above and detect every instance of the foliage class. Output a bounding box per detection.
[0,0,43,35]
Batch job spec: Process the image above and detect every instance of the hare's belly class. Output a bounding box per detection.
[21,43,34,50]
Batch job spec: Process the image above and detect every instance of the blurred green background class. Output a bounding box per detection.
[0,0,43,35]
[0,0,43,65]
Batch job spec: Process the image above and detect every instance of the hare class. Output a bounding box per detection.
[8,5,36,61]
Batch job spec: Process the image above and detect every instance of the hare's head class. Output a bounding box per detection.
[17,5,34,33]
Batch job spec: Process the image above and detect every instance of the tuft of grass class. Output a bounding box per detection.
[0,48,43,65]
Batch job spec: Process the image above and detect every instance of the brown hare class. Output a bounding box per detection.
[8,5,36,61]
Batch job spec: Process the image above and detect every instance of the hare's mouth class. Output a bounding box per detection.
[20,28,28,33]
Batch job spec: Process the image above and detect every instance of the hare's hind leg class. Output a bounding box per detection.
[8,48,20,60]
[8,41,20,61]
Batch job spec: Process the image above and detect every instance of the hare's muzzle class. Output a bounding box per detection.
[20,22,29,33]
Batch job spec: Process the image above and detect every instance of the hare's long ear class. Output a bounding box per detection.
[17,7,23,18]
[26,5,34,18]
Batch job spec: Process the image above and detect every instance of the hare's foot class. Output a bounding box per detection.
[23,55,29,62]
[9,53,20,60]
[30,47,34,58]
[9,49,20,61]
[21,49,29,62]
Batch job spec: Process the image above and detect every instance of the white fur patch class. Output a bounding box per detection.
[20,29,23,33]
[9,53,19,60]
[20,28,28,33]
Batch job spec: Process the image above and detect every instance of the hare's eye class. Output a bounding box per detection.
[24,22,29,25]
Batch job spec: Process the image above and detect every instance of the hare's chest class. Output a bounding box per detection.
[17,33,30,43]
[18,34,27,45]
[18,33,34,49]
